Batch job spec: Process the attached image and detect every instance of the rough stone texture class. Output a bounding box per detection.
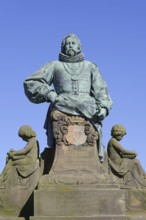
[0,126,40,217]
[39,142,117,187]
[127,213,146,220]
[34,186,125,217]
[125,189,146,211]
[0,167,39,217]
[107,124,146,190]
[107,125,146,212]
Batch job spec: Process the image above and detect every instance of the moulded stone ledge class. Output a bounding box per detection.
[30,215,130,220]
[0,217,25,220]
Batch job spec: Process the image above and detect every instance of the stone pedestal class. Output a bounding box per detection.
[33,111,128,219]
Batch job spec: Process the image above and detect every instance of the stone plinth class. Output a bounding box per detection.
[34,186,125,217]
[39,111,118,187]
[34,112,125,219]
[39,141,118,187]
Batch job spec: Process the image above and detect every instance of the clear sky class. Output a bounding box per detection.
[0,0,146,173]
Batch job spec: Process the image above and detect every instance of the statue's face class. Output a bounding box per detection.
[115,134,123,141]
[64,37,80,56]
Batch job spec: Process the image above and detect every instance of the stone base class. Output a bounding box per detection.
[30,214,146,220]
[32,113,127,220]
[127,214,146,220]
[30,216,129,220]
[0,218,25,220]
[34,186,125,217]
[129,217,146,220]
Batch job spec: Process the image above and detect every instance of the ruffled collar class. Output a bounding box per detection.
[59,52,84,63]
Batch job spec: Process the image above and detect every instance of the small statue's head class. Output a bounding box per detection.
[18,125,36,141]
[111,124,126,140]
[61,33,82,56]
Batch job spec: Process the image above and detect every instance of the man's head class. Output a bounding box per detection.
[61,33,82,56]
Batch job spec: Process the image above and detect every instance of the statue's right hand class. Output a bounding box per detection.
[53,94,65,104]
[45,91,58,103]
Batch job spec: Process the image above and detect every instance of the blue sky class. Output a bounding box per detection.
[0,0,146,172]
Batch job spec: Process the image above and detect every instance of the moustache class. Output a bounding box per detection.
[65,49,77,57]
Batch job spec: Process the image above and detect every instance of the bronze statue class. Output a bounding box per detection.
[24,33,113,161]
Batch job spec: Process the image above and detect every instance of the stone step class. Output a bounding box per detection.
[34,187,125,217]
[0,218,25,220]
[30,216,129,220]
[128,214,146,220]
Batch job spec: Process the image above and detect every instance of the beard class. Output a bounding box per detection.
[65,49,77,57]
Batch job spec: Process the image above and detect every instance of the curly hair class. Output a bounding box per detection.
[111,124,126,137]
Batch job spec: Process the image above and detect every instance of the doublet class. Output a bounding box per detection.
[24,60,112,119]
[52,61,91,95]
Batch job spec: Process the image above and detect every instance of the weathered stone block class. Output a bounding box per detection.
[125,189,146,211]
[39,113,118,187]
[127,214,146,220]
[34,186,125,217]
